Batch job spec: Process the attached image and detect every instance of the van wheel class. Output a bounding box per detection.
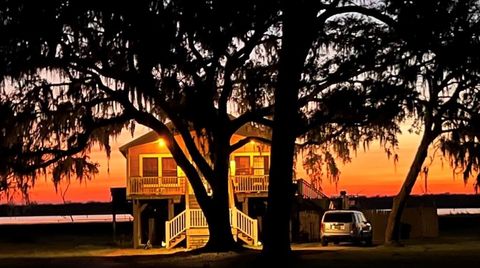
[321,238,328,246]
[365,238,372,246]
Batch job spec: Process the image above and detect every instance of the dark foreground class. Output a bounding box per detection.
[1,238,480,268]
[0,214,479,267]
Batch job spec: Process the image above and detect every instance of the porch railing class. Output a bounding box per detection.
[127,176,186,196]
[232,175,269,193]
[189,209,208,228]
[296,179,326,199]
[165,208,259,248]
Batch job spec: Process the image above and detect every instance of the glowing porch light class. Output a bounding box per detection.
[158,138,166,147]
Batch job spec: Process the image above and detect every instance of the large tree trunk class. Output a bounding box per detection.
[384,131,433,245]
[204,188,236,251]
[204,132,237,251]
[263,0,316,259]
[161,121,236,252]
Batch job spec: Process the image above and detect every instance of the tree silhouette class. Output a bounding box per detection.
[382,0,480,245]
[263,0,406,257]
[0,0,282,251]
[0,0,409,254]
[6,0,475,254]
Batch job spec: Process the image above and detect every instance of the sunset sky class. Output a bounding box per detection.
[5,125,477,205]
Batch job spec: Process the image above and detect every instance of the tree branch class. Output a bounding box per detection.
[11,113,132,174]
[318,5,397,29]
[95,79,212,206]
[229,136,272,153]
[230,106,274,134]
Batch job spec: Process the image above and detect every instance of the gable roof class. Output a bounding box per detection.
[118,131,160,156]
[119,123,272,157]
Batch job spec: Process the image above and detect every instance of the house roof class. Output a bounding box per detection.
[118,122,272,157]
[118,131,161,156]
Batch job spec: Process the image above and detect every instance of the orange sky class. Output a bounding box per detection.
[3,126,477,205]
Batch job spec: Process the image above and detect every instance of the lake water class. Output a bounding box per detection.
[372,208,480,216]
[437,208,480,215]
[0,214,133,225]
[0,208,478,225]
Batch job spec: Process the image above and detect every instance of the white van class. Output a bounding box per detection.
[320,210,373,246]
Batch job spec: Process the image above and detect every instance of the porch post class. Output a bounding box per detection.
[185,183,191,229]
[132,199,141,248]
[242,198,249,215]
[168,199,175,220]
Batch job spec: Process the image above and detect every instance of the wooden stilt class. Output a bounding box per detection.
[132,199,141,248]
[168,199,174,220]
[242,198,249,215]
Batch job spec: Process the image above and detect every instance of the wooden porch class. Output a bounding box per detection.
[127,176,186,198]
[126,175,270,198]
[127,175,324,249]
[296,179,326,199]
[126,176,324,199]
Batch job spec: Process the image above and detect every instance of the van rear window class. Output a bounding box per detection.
[323,212,353,223]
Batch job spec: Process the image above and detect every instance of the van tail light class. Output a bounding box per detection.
[321,223,325,233]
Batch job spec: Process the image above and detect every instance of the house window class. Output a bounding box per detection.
[142,157,159,177]
[253,156,269,175]
[162,157,177,177]
[235,156,251,175]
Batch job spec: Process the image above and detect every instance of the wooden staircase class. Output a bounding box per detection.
[186,194,208,249]
[232,208,258,246]
[188,194,201,209]
[165,210,187,248]
[168,233,186,248]
[165,205,258,249]
[237,232,254,245]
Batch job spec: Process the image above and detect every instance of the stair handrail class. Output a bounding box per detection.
[165,210,186,248]
[231,208,258,246]
[166,208,258,249]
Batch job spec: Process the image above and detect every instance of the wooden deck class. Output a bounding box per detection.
[127,176,323,200]
[127,176,186,198]
[232,175,269,193]
[127,175,270,198]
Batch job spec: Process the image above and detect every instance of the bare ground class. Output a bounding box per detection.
[1,234,479,267]
[0,215,479,267]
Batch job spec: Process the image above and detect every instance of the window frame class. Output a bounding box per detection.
[139,154,177,177]
[231,152,271,176]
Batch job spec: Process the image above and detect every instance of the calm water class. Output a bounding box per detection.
[0,214,133,225]
[372,208,480,216]
[1,209,478,225]
[437,208,480,215]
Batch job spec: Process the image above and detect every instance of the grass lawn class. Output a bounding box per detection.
[0,215,478,267]
[0,233,479,267]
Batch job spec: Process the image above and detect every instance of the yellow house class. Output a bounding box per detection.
[119,125,324,249]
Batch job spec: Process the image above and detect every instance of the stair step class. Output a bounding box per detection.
[188,195,201,209]
[167,232,186,249]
